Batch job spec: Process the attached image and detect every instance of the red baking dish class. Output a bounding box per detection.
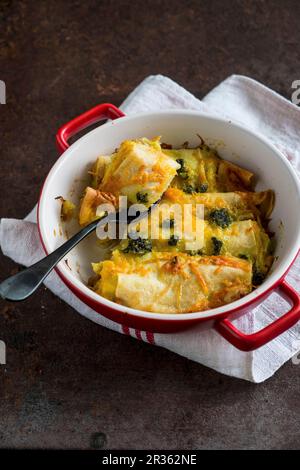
[37,103,300,351]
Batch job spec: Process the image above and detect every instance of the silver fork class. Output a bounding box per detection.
[0,203,156,301]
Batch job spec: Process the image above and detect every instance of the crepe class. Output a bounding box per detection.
[163,147,254,192]
[91,251,252,313]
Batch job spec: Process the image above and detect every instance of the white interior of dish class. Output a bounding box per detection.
[38,111,300,320]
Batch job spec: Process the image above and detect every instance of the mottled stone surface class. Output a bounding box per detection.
[0,0,300,449]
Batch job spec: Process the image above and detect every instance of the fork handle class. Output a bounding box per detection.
[0,218,100,301]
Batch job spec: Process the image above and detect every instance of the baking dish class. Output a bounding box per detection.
[37,103,300,351]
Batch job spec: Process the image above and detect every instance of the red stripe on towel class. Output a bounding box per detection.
[122,325,155,344]
[146,331,155,344]
[135,329,142,340]
[122,325,130,335]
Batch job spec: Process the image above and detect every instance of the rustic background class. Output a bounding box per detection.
[1,0,300,449]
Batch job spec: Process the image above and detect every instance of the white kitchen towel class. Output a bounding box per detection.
[1,74,300,382]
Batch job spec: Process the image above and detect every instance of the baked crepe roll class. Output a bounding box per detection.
[91,251,252,313]
[164,147,254,192]
[163,187,274,222]
[78,187,117,226]
[90,155,113,189]
[99,137,180,206]
[118,217,272,276]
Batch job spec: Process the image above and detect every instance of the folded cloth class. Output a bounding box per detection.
[1,74,300,382]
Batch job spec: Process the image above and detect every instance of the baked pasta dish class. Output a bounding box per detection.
[70,137,275,314]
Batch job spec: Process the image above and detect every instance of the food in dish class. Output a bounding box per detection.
[91,251,252,314]
[93,137,179,206]
[78,137,179,225]
[76,137,275,313]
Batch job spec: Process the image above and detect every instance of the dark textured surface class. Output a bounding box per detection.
[0,0,300,450]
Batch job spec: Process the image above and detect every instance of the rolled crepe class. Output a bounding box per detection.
[99,137,180,206]
[78,138,180,225]
[118,217,272,276]
[163,147,254,192]
[91,251,252,313]
[163,187,274,221]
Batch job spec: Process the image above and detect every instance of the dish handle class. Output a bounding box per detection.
[56,103,125,153]
[214,279,300,351]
